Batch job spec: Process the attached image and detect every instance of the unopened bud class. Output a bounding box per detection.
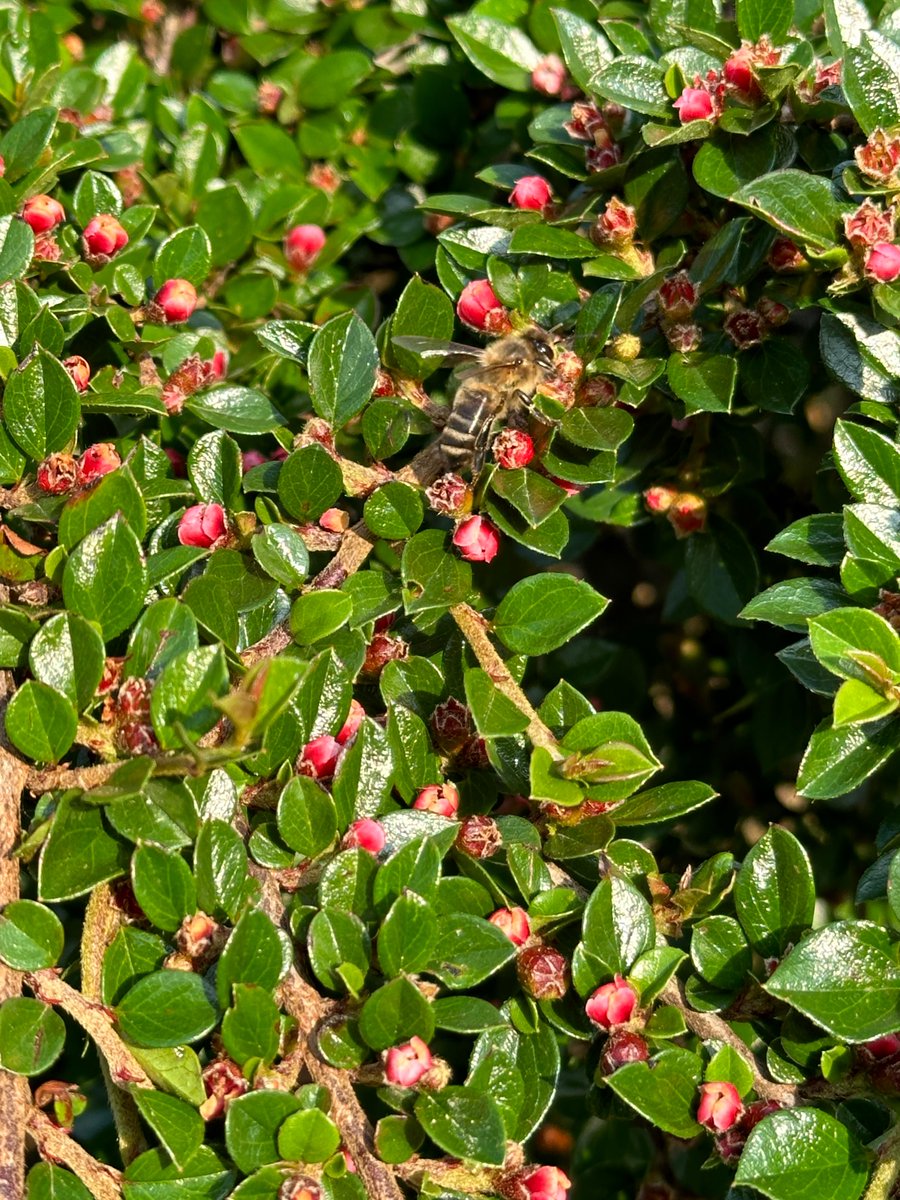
[516,944,569,1000]
[455,814,501,859]
[599,1030,649,1076]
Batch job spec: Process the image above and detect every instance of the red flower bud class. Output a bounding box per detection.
[155,278,197,323]
[644,485,678,514]
[82,214,129,257]
[509,175,552,211]
[178,503,226,548]
[505,1165,572,1200]
[456,279,511,334]
[657,271,699,320]
[22,195,65,233]
[430,696,472,750]
[863,1033,900,1059]
[697,1081,743,1132]
[384,1036,433,1087]
[667,493,707,538]
[856,128,900,184]
[599,1030,649,1076]
[585,974,638,1028]
[425,472,471,517]
[452,514,500,563]
[594,197,637,246]
[493,428,535,468]
[724,308,764,348]
[297,735,342,781]
[673,86,714,122]
[284,224,326,272]
[343,818,385,854]
[723,48,759,99]
[208,348,229,379]
[336,698,365,745]
[767,237,806,272]
[531,54,568,97]
[455,814,501,859]
[362,631,408,677]
[489,906,531,946]
[517,945,569,1000]
[0,156,5,178]
[63,356,91,392]
[200,1057,249,1120]
[241,450,267,472]
[866,242,900,283]
[37,453,78,495]
[78,443,121,485]
[319,506,349,533]
[413,783,459,818]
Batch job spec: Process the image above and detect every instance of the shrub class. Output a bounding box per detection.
[1,3,900,1200]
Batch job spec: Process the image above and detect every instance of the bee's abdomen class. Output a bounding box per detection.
[440,387,491,462]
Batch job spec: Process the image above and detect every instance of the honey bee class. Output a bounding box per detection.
[393,326,557,472]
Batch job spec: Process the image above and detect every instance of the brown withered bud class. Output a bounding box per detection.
[716,1099,783,1162]
[664,322,702,354]
[161,354,216,415]
[657,271,699,321]
[756,297,790,328]
[431,696,472,750]
[456,814,502,859]
[36,453,78,495]
[425,472,472,518]
[174,912,225,970]
[455,735,490,771]
[200,1057,249,1120]
[115,677,160,757]
[599,1030,649,1076]
[362,632,408,677]
[577,376,617,407]
[33,1081,87,1130]
[724,308,764,349]
[278,1178,321,1200]
[516,945,570,1001]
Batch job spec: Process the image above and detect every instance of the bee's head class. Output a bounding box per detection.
[528,331,556,373]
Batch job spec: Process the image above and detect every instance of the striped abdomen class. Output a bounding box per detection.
[439,385,497,464]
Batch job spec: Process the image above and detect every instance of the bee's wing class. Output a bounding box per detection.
[392,336,482,365]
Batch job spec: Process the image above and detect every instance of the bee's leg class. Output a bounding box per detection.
[471,416,499,478]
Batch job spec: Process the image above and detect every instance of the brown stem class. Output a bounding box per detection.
[25,761,122,795]
[450,604,558,753]
[26,1108,122,1200]
[25,971,152,1091]
[863,1120,900,1200]
[658,977,797,1105]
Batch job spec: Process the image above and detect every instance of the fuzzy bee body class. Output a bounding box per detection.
[393,327,556,472]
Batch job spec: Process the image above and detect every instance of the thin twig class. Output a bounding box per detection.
[26,1108,122,1200]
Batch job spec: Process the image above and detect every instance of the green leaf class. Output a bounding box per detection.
[740,578,850,632]
[508,226,605,259]
[277,1108,341,1164]
[0,216,34,284]
[379,892,439,977]
[252,524,309,588]
[277,775,337,858]
[606,1047,702,1138]
[0,997,66,1075]
[595,56,671,118]
[0,109,57,181]
[308,311,378,429]
[732,170,842,251]
[27,614,104,716]
[809,607,900,685]
[225,1092,302,1175]
[358,975,435,1050]
[766,920,900,1041]
[27,1164,93,1200]
[298,48,371,108]
[464,668,530,737]
[735,826,815,959]
[131,1090,204,1168]
[364,483,423,539]
[427,913,517,989]
[62,515,148,641]
[0,900,64,970]
[611,780,717,825]
[582,876,655,975]
[290,590,353,645]
[278,444,343,523]
[222,983,281,1067]
[59,468,147,553]
[447,14,540,91]
[217,908,288,1008]
[4,346,79,459]
[117,970,218,1047]
[131,845,196,933]
[414,1087,507,1165]
[185,386,284,435]
[490,469,569,529]
[401,530,472,615]
[194,819,248,922]
[844,32,900,136]
[766,516,846,567]
[308,908,371,994]
[375,1115,425,1165]
[154,225,212,287]
[494,576,608,654]
[39,797,129,902]
[150,644,229,750]
[389,276,454,379]
[667,352,737,415]
[4,680,77,764]
[736,0,793,41]
[834,420,900,506]
[797,717,900,799]
[735,1108,868,1200]
[552,9,613,93]
[691,915,751,990]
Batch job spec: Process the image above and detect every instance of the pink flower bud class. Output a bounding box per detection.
[843,198,894,248]
[644,485,678,514]
[456,279,511,334]
[384,1036,433,1087]
[724,308,764,348]
[547,475,584,497]
[82,214,129,257]
[209,348,229,380]
[516,945,569,1000]
[507,1165,572,1200]
[455,814,501,859]
[452,514,500,563]
[336,698,365,745]
[866,242,900,283]
[297,734,342,780]
[856,128,900,184]
[489,907,530,946]
[697,1081,743,1132]
[319,507,349,533]
[673,86,714,123]
[425,472,471,517]
[594,197,637,246]
[22,195,65,233]
[430,697,472,750]
[599,1030,649,1075]
[155,278,197,323]
[177,503,226,548]
[667,493,707,538]
[37,453,78,495]
[657,271,699,320]
[413,783,459,818]
[341,1150,357,1174]
[767,237,806,272]
[284,224,326,272]
[863,1034,900,1059]
[63,356,91,392]
[585,974,638,1028]
[241,450,268,472]
[509,175,552,211]
[257,81,284,115]
[78,443,121,485]
[0,156,6,178]
[343,818,385,854]
[493,428,535,469]
[723,48,759,99]
[531,53,568,96]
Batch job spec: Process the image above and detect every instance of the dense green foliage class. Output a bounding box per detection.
[3,2,900,1200]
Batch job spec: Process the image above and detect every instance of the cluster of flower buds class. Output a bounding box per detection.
[565,101,622,173]
[456,279,512,334]
[452,513,501,562]
[840,198,900,283]
[855,127,900,187]
[531,53,578,100]
[37,441,121,495]
[675,38,780,124]
[161,350,227,414]
[82,213,128,265]
[644,485,707,538]
[509,175,552,212]
[284,223,326,273]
